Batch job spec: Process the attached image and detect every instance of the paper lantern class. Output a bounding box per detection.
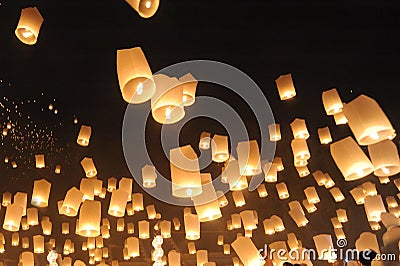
[125,0,159,18]
[304,186,320,204]
[192,174,222,222]
[329,187,345,202]
[211,134,230,163]
[269,241,290,265]
[216,191,228,207]
[168,250,181,266]
[126,237,140,257]
[257,184,268,198]
[159,220,171,238]
[41,219,52,235]
[312,170,326,186]
[288,201,305,215]
[331,217,342,229]
[15,7,44,45]
[3,203,23,231]
[333,112,348,125]
[302,199,317,213]
[132,193,144,211]
[275,73,296,101]
[196,250,208,265]
[322,88,343,115]
[330,136,374,181]
[31,178,51,207]
[170,145,202,198]
[273,157,284,171]
[138,220,150,239]
[368,139,400,177]
[21,251,34,266]
[2,192,11,207]
[296,166,310,178]
[188,242,196,254]
[231,237,264,266]
[291,139,310,162]
[142,164,157,188]
[318,126,332,144]
[80,157,97,178]
[355,232,381,256]
[362,181,377,196]
[55,164,61,174]
[117,218,125,232]
[33,235,44,253]
[232,190,246,207]
[289,208,309,227]
[21,237,29,249]
[270,215,285,232]
[263,219,275,235]
[27,207,39,226]
[379,176,390,184]
[184,214,200,240]
[334,228,346,240]
[240,210,257,230]
[12,232,19,246]
[77,125,92,146]
[107,177,117,192]
[290,118,309,139]
[14,192,27,216]
[313,234,336,262]
[225,159,248,191]
[263,161,277,182]
[336,209,348,223]
[77,200,101,237]
[386,196,398,208]
[62,222,69,234]
[287,233,300,250]
[61,187,84,216]
[324,173,336,189]
[34,154,45,168]
[236,140,262,176]
[216,235,224,246]
[146,204,157,219]
[230,213,241,229]
[276,182,289,200]
[21,218,29,230]
[350,187,365,205]
[118,177,133,201]
[199,131,211,150]
[11,161,17,168]
[369,221,381,231]
[364,195,386,222]
[179,73,197,106]
[268,123,281,142]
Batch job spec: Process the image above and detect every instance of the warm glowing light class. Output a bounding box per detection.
[369,131,379,140]
[382,167,390,175]
[22,29,33,38]
[145,1,152,8]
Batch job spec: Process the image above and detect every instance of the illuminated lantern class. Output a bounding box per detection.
[263,161,277,182]
[2,192,11,206]
[179,73,197,106]
[61,187,84,216]
[80,157,97,178]
[22,237,29,249]
[324,173,335,189]
[302,199,317,213]
[3,203,23,231]
[232,190,246,207]
[386,196,398,208]
[355,232,381,256]
[172,217,181,230]
[199,131,211,150]
[188,242,196,254]
[117,218,125,232]
[336,209,348,223]
[362,181,377,196]
[168,250,181,266]
[170,145,202,198]
[231,237,264,266]
[217,235,224,246]
[126,237,140,257]
[270,215,285,232]
[291,139,310,162]
[379,176,390,184]
[31,178,51,207]
[263,219,274,235]
[290,118,309,140]
[125,0,159,18]
[41,219,52,235]
[27,207,39,226]
[62,222,69,234]
[257,184,268,198]
[236,140,261,176]
[142,164,157,188]
[55,165,61,174]
[330,137,374,181]
[21,251,34,266]
[268,123,281,142]
[333,112,348,125]
[15,7,43,45]
[287,233,300,250]
[318,126,332,144]
[331,217,342,229]
[344,94,396,145]
[364,195,386,222]
[184,214,200,240]
[126,222,134,234]
[276,182,289,200]
[296,166,310,177]
[329,187,345,202]
[14,192,27,216]
[216,191,228,208]
[269,241,290,265]
[103,247,109,258]
[119,177,133,201]
[11,161,17,168]
[225,159,248,191]
[159,220,171,238]
[368,139,400,177]
[273,157,284,171]
[289,208,309,227]
[304,186,320,204]
[350,187,365,205]
[196,250,208,265]
[288,201,305,215]
[192,174,222,222]
[211,134,229,163]
[240,210,257,230]
[12,232,19,246]
[312,170,326,186]
[107,177,117,192]
[322,88,343,115]
[87,237,95,249]
[77,200,101,237]
[99,187,106,198]
[275,73,296,101]
[146,204,157,219]
[334,228,346,240]
[34,154,45,169]
[33,235,44,253]
[231,213,241,229]
[369,221,381,231]
[77,125,92,146]
[313,234,336,262]
[138,220,150,239]
[130,194,143,212]
[21,218,29,230]
[126,203,134,216]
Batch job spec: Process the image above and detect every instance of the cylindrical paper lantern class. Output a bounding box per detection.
[216,191,228,207]
[322,88,343,115]
[368,139,400,177]
[196,250,208,266]
[290,118,309,139]
[276,182,289,199]
[33,235,44,253]
[318,126,332,144]
[312,170,327,186]
[41,219,52,235]
[61,187,84,216]
[168,250,181,266]
[291,139,310,161]
[192,174,221,222]
[142,164,157,188]
[302,199,317,213]
[296,166,310,178]
[62,222,69,234]
[257,184,268,198]
[287,233,300,250]
[2,192,11,207]
[240,210,257,230]
[80,157,97,178]
[289,208,309,227]
[236,140,261,176]
[263,219,275,235]
[211,134,230,163]
[31,178,51,207]
[14,192,27,216]
[146,204,157,219]
[132,193,144,211]
[263,161,277,182]
[232,190,246,207]
[275,73,296,101]
[22,237,29,249]
[334,112,348,125]
[126,237,140,257]
[179,73,197,106]
[3,203,23,231]
[199,131,211,150]
[11,232,19,246]
[362,181,377,196]
[288,201,305,215]
[334,228,346,240]
[21,251,34,266]
[270,215,285,232]
[77,200,101,237]
[138,220,149,239]
[336,209,348,223]
[268,123,281,141]
[125,0,160,18]
[350,187,365,205]
[27,207,39,226]
[364,195,386,222]
[331,217,342,229]
[313,234,335,262]
[184,214,200,240]
[15,7,44,45]
[226,160,248,191]
[77,125,92,146]
[329,187,345,202]
[35,154,45,168]
[107,177,117,192]
[304,186,320,204]
[324,173,336,189]
[117,218,125,232]
[231,237,264,266]
[108,189,129,217]
[188,242,196,254]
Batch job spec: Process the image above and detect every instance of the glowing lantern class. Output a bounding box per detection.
[296,166,310,178]
[287,233,300,250]
[55,165,61,174]
[225,159,248,191]
[268,123,281,142]
[236,140,261,176]
[3,203,23,231]
[289,208,309,227]
[62,222,69,234]
[270,215,285,232]
[240,210,257,230]
[222,244,230,255]
[350,187,365,205]
[273,157,284,171]
[276,182,289,200]
[21,218,29,230]
[364,195,386,222]
[192,174,221,222]
[11,161,17,168]
[33,235,44,253]
[318,126,332,144]
[304,186,320,204]
[41,219,52,235]
[125,0,159,18]
[142,164,157,188]
[173,217,181,230]
[333,112,348,125]
[379,176,390,184]
[15,7,43,45]
[126,237,140,257]
[211,134,229,163]
[199,131,211,150]
[290,118,309,139]
[386,196,398,208]
[77,200,101,237]
[22,237,29,249]
[217,235,224,246]
[275,73,296,101]
[117,218,125,232]
[261,219,274,235]
[355,232,381,256]
[146,204,157,219]
[12,232,19,246]
[334,228,346,240]
[31,178,51,207]
[269,241,290,265]
[21,251,34,266]
[118,177,133,201]
[184,214,200,240]
[196,250,208,265]
[362,181,377,196]
[34,154,45,169]
[368,139,400,177]
[312,170,326,186]
[230,213,241,229]
[61,187,84,217]
[313,234,336,262]
[324,173,335,189]
[188,242,196,254]
[369,221,381,230]
[216,191,228,208]
[257,184,268,198]
[26,207,38,226]
[138,220,150,239]
[77,125,92,146]
[14,192,27,216]
[329,187,345,202]
[289,201,305,215]
[178,73,197,106]
[291,139,310,162]
[168,250,181,266]
[322,88,343,115]
[80,157,97,178]
[231,237,264,266]
[263,161,277,182]
[107,177,117,192]
[232,190,246,207]
[159,220,171,238]
[2,192,11,207]
[330,136,374,181]
[336,209,348,223]
[331,217,342,229]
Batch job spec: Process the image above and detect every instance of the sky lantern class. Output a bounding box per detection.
[289,208,309,227]
[336,209,348,223]
[168,250,181,266]
[364,195,386,222]
[146,204,157,219]
[276,182,289,200]
[138,220,150,239]
[108,189,129,217]
[270,215,285,232]
[349,187,365,205]
[77,125,92,146]
[125,0,160,18]
[291,139,310,162]
[196,250,208,265]
[232,190,246,207]
[302,199,317,213]
[179,73,197,106]
[343,94,396,145]
[41,219,52,235]
[275,73,296,101]
[313,234,336,262]
[263,161,277,183]
[27,207,38,226]
[368,139,400,177]
[61,187,84,217]
[31,178,51,207]
[257,184,268,198]
[322,88,343,115]
[290,118,309,139]
[199,131,211,150]
[225,159,248,191]
[188,242,196,254]
[329,187,345,202]
[21,251,34,266]
[2,192,11,207]
[263,219,274,235]
[231,237,264,266]
[216,191,228,208]
[117,47,155,103]
[304,186,320,204]
[62,222,69,234]
[184,213,200,240]
[35,154,45,168]
[11,233,19,246]
[33,235,44,253]
[107,177,117,192]
[126,237,140,258]
[14,192,27,216]
[236,140,262,176]
[132,193,144,211]
[77,200,101,237]
[15,7,44,45]
[318,126,332,144]
[142,164,157,188]
[296,166,310,178]
[240,210,257,231]
[211,134,230,163]
[269,241,290,265]
[80,157,97,178]
[119,177,133,201]
[268,123,281,142]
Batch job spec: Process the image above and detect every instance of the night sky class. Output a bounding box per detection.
[1,0,400,265]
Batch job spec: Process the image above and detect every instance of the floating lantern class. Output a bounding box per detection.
[231,237,264,266]
[151,74,184,124]
[291,139,310,162]
[276,182,290,200]
[188,242,196,254]
[55,165,61,174]
[336,209,348,223]
[35,154,45,168]
[77,125,92,146]
[269,241,290,265]
[117,219,125,231]
[362,181,377,196]
[107,177,117,192]
[330,136,374,181]
[386,196,398,208]
[226,159,248,191]
[211,134,230,163]
[273,157,284,171]
[21,251,34,266]
[322,88,343,115]
[62,222,69,234]
[108,189,129,217]
[263,219,275,235]
[270,215,285,232]
[343,94,396,145]
[268,123,281,142]
[263,161,277,182]
[126,237,140,258]
[179,73,197,106]
[236,140,261,176]
[364,195,386,222]
[379,176,390,184]
[31,178,51,207]
[138,220,150,239]
[275,73,296,101]
[368,139,400,177]
[173,217,181,230]
[192,173,222,222]
[333,112,348,125]
[160,220,171,238]
[22,237,29,249]
[313,234,336,262]
[26,207,38,226]
[3,203,23,231]
[184,214,200,240]
[240,210,257,230]
[119,177,133,201]
[199,131,211,150]
[355,232,381,256]
[15,7,44,45]
[127,222,135,234]
[329,187,345,202]
[33,235,44,253]
[21,218,29,230]
[296,166,310,177]
[11,232,19,246]
[369,221,381,231]
[231,213,241,229]
[2,192,11,207]
[331,217,342,229]
[289,201,305,215]
[80,157,97,178]
[125,0,160,18]
[302,199,317,213]
[217,235,224,246]
[318,126,332,144]
[257,184,268,198]
[290,118,309,139]
[287,233,300,250]
[41,219,52,235]
[61,187,84,217]
[142,164,157,188]
[324,173,335,189]
[11,161,17,168]
[196,250,208,265]
[334,228,346,240]
[216,191,228,207]
[232,190,246,207]
[168,250,181,266]
[289,208,309,227]
[223,244,230,255]
[304,186,320,204]
[117,47,155,103]
[78,200,101,237]
[146,204,157,219]
[350,187,365,205]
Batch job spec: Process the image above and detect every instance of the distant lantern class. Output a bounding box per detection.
[160,220,171,238]
[211,134,230,163]
[313,234,336,262]
[289,208,309,227]
[151,74,184,124]
[287,233,300,250]
[14,192,27,216]
[276,182,290,200]
[15,7,44,45]
[127,222,135,234]
[199,131,211,150]
[184,214,200,240]
[41,219,52,235]
[77,125,92,146]
[263,219,274,235]
[107,177,117,192]
[22,237,29,249]
[55,165,61,174]
[291,139,310,162]
[302,199,317,213]
[273,157,284,171]
[125,0,160,18]
[4,156,8,163]
[132,193,144,211]
[368,139,400,177]
[225,159,248,191]
[217,235,224,246]
[318,127,332,144]
[240,210,257,231]
[21,218,29,230]
[11,232,19,246]
[304,186,320,204]
[333,112,348,125]
[78,200,101,237]
[3,203,23,231]
[331,217,342,229]
[257,184,268,198]
[192,173,222,222]
[146,204,157,219]
[33,235,44,253]
[236,140,262,176]
[362,181,377,196]
[216,191,228,207]
[62,222,69,234]
[31,178,51,207]
[336,209,348,223]
[330,136,374,181]
[322,88,343,115]
[334,228,346,240]
[173,217,181,230]
[11,161,17,168]
[231,237,265,266]
[263,161,277,183]
[270,215,285,232]
[108,189,129,217]
[188,242,196,254]
[117,47,155,103]
[343,94,396,145]
[196,250,208,265]
[170,145,202,198]
[296,166,310,178]
[21,251,34,266]
[364,195,386,222]
[27,207,39,226]
[179,73,197,106]
[126,237,140,257]
[138,220,150,239]
[350,187,365,205]
[142,164,157,188]
[232,190,246,207]
[324,173,335,189]
[275,73,296,101]
[35,154,45,168]
[223,244,230,254]
[80,157,97,178]
[168,250,181,266]
[386,196,398,208]
[329,187,345,202]
[231,213,241,229]
[61,187,84,216]
[290,118,309,140]
[2,192,12,206]
[268,123,281,142]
